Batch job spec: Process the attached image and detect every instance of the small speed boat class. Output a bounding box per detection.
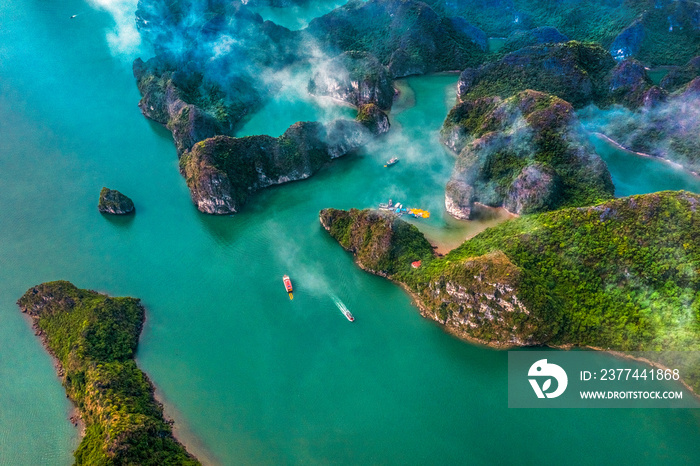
[384,157,399,167]
[342,308,355,322]
[283,275,293,300]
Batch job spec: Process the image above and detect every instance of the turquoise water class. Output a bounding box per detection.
[648,67,670,85]
[3,1,700,465]
[236,75,357,138]
[589,134,700,197]
[487,37,508,53]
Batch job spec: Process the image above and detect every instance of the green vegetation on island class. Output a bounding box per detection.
[321,192,700,388]
[425,0,645,47]
[425,0,699,66]
[319,208,435,276]
[18,281,199,466]
[456,41,617,108]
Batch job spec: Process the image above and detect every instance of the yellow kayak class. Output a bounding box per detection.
[408,208,430,218]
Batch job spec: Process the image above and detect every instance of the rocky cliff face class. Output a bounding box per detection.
[419,251,538,346]
[444,179,474,219]
[607,59,660,108]
[182,109,389,214]
[502,163,560,214]
[98,187,135,215]
[308,51,395,110]
[133,57,256,155]
[441,90,614,219]
[356,103,391,135]
[610,19,645,62]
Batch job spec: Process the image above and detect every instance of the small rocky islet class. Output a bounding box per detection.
[98,187,135,215]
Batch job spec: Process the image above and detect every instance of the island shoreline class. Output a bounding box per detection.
[594,132,700,178]
[397,278,700,399]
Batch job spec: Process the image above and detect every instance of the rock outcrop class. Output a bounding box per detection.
[441,90,614,219]
[356,103,391,135]
[308,51,395,110]
[502,163,560,214]
[607,59,659,108]
[444,179,474,219]
[98,187,135,215]
[610,19,645,62]
[182,110,389,214]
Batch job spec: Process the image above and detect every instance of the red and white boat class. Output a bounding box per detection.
[342,308,355,322]
[283,275,293,300]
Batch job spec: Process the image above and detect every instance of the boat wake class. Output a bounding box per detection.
[331,295,347,312]
[331,295,355,322]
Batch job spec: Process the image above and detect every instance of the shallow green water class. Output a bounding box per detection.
[3,1,700,465]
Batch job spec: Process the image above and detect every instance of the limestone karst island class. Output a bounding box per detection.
[2,0,700,464]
